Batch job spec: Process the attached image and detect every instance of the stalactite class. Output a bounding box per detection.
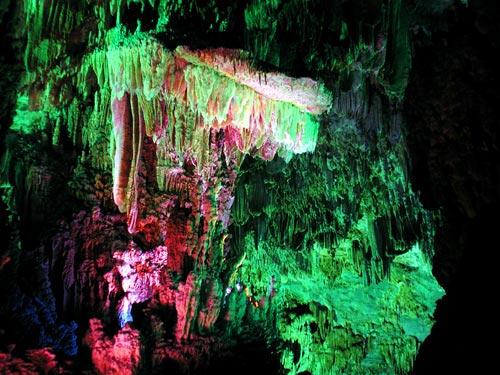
[1,1,450,374]
[111,93,133,213]
[81,32,330,228]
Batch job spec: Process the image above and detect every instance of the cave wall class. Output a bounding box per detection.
[0,0,495,374]
[405,1,500,373]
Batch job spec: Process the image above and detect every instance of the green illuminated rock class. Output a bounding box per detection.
[229,82,445,373]
[1,1,446,374]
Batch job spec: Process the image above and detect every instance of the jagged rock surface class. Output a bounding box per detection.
[0,1,454,374]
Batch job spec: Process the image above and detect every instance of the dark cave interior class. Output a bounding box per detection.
[0,1,498,374]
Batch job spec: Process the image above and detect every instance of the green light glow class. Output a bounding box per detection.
[2,1,445,373]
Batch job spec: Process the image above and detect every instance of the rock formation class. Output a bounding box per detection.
[4,0,494,374]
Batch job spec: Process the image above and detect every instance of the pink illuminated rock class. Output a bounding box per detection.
[109,244,168,326]
[177,47,331,115]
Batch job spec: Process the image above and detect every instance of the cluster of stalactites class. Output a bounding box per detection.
[22,0,88,73]
[78,34,330,230]
[80,36,329,157]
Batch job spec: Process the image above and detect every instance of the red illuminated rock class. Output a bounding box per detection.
[83,319,141,375]
[25,348,59,374]
[0,348,62,375]
[0,353,38,375]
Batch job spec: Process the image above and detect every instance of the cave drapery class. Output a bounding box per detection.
[1,0,480,374]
